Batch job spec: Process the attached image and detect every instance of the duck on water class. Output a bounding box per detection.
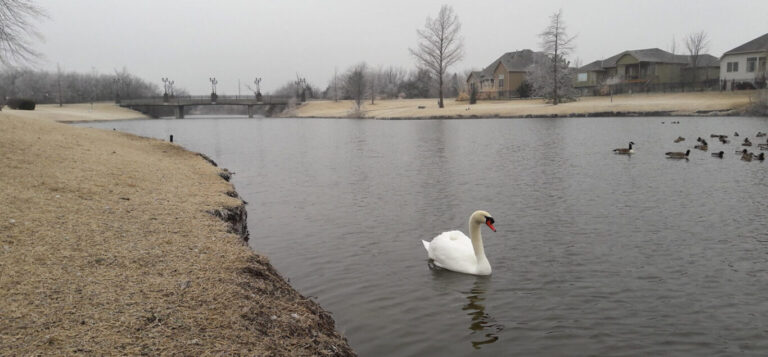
[613,142,635,155]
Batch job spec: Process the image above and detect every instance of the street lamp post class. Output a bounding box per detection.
[162,77,170,103]
[254,77,262,102]
[209,77,218,103]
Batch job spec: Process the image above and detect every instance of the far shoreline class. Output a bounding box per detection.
[8,90,759,124]
[289,91,760,120]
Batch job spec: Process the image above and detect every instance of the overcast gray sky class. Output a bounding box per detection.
[32,0,768,94]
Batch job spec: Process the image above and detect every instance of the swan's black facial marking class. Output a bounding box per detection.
[484,216,496,232]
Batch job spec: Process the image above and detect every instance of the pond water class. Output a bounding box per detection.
[80,116,768,356]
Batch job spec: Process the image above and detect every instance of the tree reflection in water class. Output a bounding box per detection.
[462,278,504,349]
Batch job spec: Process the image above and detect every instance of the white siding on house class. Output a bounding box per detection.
[720,51,768,82]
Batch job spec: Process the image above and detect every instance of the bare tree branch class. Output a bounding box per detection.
[685,31,709,87]
[0,0,47,66]
[536,9,576,105]
[408,5,463,108]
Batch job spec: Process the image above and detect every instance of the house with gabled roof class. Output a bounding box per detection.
[574,48,719,95]
[720,32,768,90]
[467,49,549,99]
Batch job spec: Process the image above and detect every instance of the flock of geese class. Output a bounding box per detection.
[613,131,768,162]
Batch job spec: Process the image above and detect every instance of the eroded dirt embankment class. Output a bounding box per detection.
[0,109,354,356]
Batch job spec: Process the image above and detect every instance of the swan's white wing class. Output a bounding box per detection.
[425,230,478,274]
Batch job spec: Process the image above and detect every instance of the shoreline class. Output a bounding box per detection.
[290,91,758,120]
[0,106,355,355]
[295,108,743,120]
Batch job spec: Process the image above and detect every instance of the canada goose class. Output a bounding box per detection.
[666,149,690,159]
[742,152,753,161]
[711,151,724,158]
[757,132,766,137]
[743,138,752,146]
[694,144,708,151]
[613,142,635,155]
[734,132,740,136]
[737,149,748,155]
[756,152,765,161]
[674,136,685,143]
[719,136,731,144]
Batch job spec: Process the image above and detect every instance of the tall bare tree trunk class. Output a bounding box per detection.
[686,31,709,90]
[410,5,463,109]
[538,9,575,105]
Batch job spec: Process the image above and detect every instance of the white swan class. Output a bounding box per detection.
[422,210,496,276]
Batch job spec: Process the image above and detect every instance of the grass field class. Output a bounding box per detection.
[0,106,353,355]
[293,91,758,119]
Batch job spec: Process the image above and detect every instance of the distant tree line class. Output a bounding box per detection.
[0,67,160,104]
[316,65,465,102]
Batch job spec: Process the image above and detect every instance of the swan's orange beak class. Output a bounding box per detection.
[486,219,496,232]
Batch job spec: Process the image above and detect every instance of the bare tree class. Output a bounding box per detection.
[369,67,377,105]
[670,34,677,55]
[539,9,576,105]
[527,55,576,103]
[685,31,710,88]
[409,5,463,108]
[344,62,366,111]
[0,0,46,65]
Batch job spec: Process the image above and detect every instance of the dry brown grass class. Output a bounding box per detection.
[3,102,149,122]
[0,108,353,355]
[293,91,756,119]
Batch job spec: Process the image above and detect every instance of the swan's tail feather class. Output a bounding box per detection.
[422,240,435,260]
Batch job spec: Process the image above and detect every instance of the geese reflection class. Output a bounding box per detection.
[462,278,504,349]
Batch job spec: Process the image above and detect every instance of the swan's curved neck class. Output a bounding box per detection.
[469,220,487,262]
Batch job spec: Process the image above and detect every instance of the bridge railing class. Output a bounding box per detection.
[120,95,293,106]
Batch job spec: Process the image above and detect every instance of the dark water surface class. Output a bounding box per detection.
[81,116,768,356]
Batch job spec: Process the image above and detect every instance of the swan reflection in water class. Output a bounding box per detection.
[463,278,504,349]
[429,268,504,349]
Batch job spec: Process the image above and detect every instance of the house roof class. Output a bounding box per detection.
[723,32,768,55]
[578,60,606,72]
[580,48,720,72]
[695,54,720,67]
[493,49,550,72]
[466,49,549,82]
[604,48,689,67]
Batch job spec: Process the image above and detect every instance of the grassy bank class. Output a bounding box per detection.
[0,105,354,355]
[292,91,757,119]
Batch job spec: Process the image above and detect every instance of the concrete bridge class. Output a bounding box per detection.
[120,95,292,118]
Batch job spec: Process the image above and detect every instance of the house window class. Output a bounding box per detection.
[498,79,504,88]
[747,57,757,72]
[577,73,588,82]
[759,57,767,72]
[727,61,739,73]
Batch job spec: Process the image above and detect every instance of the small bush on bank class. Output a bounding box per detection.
[6,98,36,110]
[455,92,469,102]
[517,80,532,98]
